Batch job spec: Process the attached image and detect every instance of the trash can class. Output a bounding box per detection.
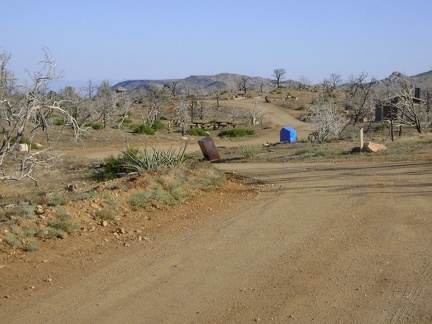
[198,137,220,161]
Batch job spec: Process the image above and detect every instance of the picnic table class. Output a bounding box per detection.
[189,121,238,130]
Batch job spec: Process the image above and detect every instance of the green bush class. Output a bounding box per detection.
[116,117,133,125]
[86,122,104,130]
[54,118,67,125]
[131,124,155,135]
[218,128,255,138]
[96,146,188,180]
[296,105,307,110]
[152,120,165,130]
[9,136,38,149]
[187,128,209,136]
[375,123,390,131]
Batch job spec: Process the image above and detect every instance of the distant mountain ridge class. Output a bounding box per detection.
[113,70,432,94]
[405,70,432,87]
[50,70,432,94]
[368,70,432,96]
[112,73,286,94]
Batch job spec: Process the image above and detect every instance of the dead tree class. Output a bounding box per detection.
[174,99,189,135]
[165,81,180,97]
[197,96,209,120]
[309,103,349,142]
[272,68,286,88]
[323,73,342,94]
[250,99,267,125]
[344,72,376,125]
[95,81,116,128]
[378,77,426,139]
[0,49,82,184]
[298,75,311,90]
[214,87,222,110]
[140,84,165,126]
[238,76,249,95]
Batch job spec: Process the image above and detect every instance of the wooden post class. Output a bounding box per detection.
[360,127,364,150]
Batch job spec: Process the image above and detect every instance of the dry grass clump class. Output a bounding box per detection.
[0,205,80,252]
[0,161,226,253]
[128,164,226,211]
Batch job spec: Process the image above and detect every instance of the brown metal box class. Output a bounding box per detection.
[198,137,220,161]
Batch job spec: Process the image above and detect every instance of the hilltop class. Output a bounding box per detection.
[48,70,432,94]
[112,73,297,93]
[112,70,432,95]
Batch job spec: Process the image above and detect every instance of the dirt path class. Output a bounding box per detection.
[1,160,431,323]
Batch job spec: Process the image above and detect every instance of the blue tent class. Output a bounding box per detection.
[280,126,297,143]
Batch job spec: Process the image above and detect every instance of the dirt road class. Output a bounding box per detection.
[2,160,431,323]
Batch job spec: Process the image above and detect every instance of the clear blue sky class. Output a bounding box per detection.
[2,0,431,84]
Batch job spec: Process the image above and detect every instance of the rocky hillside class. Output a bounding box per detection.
[403,70,432,88]
[375,70,432,89]
[112,70,432,95]
[112,73,299,94]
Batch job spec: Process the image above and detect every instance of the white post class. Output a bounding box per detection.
[360,127,364,150]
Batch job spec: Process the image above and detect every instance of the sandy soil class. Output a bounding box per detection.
[1,160,431,323]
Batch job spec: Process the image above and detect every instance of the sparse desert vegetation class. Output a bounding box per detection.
[1,52,432,254]
[1,52,432,323]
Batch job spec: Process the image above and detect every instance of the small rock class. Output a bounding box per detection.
[101,220,108,227]
[16,143,29,152]
[45,278,53,283]
[117,228,126,235]
[35,205,44,215]
[67,184,78,192]
[362,141,387,152]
